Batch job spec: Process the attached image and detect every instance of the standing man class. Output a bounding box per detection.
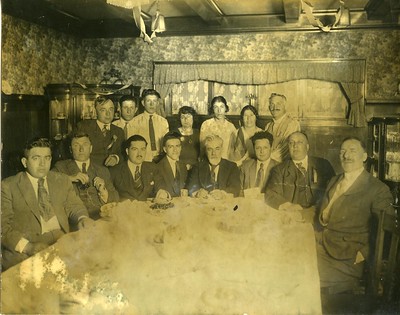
[1,138,92,270]
[265,132,335,218]
[76,96,125,167]
[240,131,279,194]
[187,134,240,198]
[316,137,395,294]
[112,95,137,139]
[264,93,300,162]
[53,133,119,219]
[110,135,162,201]
[155,131,188,197]
[130,89,169,162]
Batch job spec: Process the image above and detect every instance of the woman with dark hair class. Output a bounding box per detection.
[231,105,262,165]
[199,96,236,160]
[175,106,200,169]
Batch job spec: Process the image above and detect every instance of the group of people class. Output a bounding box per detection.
[1,89,395,300]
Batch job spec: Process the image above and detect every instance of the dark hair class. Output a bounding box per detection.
[209,95,229,115]
[178,106,197,118]
[141,89,161,99]
[240,105,258,125]
[269,93,287,102]
[94,96,115,109]
[119,95,137,105]
[288,131,309,143]
[251,131,274,146]
[125,134,148,151]
[162,131,181,147]
[341,136,367,152]
[24,137,52,158]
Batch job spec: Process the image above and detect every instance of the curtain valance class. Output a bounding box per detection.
[153,60,365,85]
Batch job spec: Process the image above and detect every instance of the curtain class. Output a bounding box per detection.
[340,82,367,127]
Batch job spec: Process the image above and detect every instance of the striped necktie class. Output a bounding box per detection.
[38,178,55,221]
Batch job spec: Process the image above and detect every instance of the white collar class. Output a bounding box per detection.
[292,156,308,170]
[272,113,288,124]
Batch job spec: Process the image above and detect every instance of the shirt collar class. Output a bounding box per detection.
[75,159,90,171]
[272,113,287,124]
[292,156,308,170]
[96,120,110,130]
[344,167,364,182]
[257,158,271,170]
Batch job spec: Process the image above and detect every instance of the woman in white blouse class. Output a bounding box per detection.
[199,96,236,160]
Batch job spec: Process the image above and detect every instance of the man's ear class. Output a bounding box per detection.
[362,152,368,162]
[163,147,167,154]
[90,145,93,154]
[21,157,27,168]
[125,148,129,156]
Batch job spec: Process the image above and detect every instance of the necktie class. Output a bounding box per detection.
[102,124,108,137]
[255,163,264,188]
[210,164,219,189]
[296,162,307,175]
[79,162,90,190]
[37,178,55,221]
[173,162,181,194]
[134,165,143,190]
[149,115,157,151]
[82,162,87,173]
[322,177,349,223]
[124,121,129,139]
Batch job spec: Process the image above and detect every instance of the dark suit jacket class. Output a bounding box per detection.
[265,156,335,209]
[75,120,125,166]
[110,161,160,201]
[317,170,394,260]
[187,158,241,197]
[52,159,119,218]
[1,171,89,269]
[240,158,279,192]
[155,156,188,197]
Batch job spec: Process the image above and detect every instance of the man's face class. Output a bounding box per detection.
[71,136,92,162]
[21,147,52,178]
[163,138,181,161]
[206,139,223,165]
[254,139,271,162]
[96,100,115,124]
[213,101,227,120]
[288,133,309,161]
[340,139,367,173]
[142,95,159,115]
[121,100,136,121]
[126,140,147,164]
[269,96,286,120]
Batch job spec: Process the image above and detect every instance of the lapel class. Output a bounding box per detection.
[141,162,153,184]
[66,160,80,175]
[248,159,257,186]
[160,157,176,190]
[262,159,277,188]
[217,159,229,186]
[119,161,135,190]
[199,160,212,189]
[342,170,370,196]
[284,160,297,181]
[46,172,69,232]
[18,173,41,221]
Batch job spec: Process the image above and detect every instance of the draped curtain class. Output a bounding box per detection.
[153,60,366,127]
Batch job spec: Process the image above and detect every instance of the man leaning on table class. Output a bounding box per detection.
[187,134,240,198]
[315,137,395,294]
[264,131,335,221]
[1,137,93,270]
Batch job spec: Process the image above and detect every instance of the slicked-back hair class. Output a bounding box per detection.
[119,95,137,105]
[23,137,52,158]
[125,134,148,151]
[162,131,182,147]
[204,134,224,148]
[141,89,161,99]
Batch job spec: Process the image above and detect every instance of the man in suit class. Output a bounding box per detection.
[53,132,119,219]
[129,89,169,162]
[264,93,300,162]
[1,137,92,270]
[112,95,137,139]
[240,131,279,194]
[110,135,162,201]
[265,131,335,218]
[316,137,395,294]
[76,96,125,167]
[155,131,188,197]
[187,134,240,198]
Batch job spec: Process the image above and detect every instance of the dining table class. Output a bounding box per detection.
[1,196,322,314]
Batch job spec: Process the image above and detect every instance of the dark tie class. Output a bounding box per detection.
[134,165,143,190]
[210,164,219,189]
[37,178,55,221]
[79,162,89,190]
[296,162,307,176]
[295,162,310,207]
[149,115,157,151]
[173,162,181,194]
[102,124,108,137]
[124,121,129,139]
[255,162,264,188]
[82,162,87,173]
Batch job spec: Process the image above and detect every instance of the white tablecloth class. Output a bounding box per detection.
[2,197,322,314]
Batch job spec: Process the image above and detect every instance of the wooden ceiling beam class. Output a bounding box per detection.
[283,0,301,23]
[182,0,223,25]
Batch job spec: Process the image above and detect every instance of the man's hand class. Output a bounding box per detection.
[104,155,118,167]
[209,189,227,200]
[78,217,95,230]
[94,177,109,203]
[69,172,89,184]
[23,242,48,256]
[194,188,209,199]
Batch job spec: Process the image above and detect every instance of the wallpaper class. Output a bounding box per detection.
[2,13,400,100]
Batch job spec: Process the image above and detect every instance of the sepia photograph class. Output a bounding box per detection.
[1,0,400,314]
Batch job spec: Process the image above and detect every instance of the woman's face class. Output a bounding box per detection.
[213,101,226,120]
[242,109,256,128]
[180,113,193,129]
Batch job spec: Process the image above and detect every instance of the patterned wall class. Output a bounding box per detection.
[2,14,400,100]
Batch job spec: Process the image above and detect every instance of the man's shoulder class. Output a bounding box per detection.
[54,159,74,167]
[241,158,257,169]
[109,161,127,173]
[47,170,71,183]
[220,158,238,169]
[77,119,96,129]
[2,172,26,185]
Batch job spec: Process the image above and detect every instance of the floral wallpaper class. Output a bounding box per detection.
[2,13,400,100]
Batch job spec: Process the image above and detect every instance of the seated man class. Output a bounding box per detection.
[110,135,162,201]
[265,131,335,219]
[1,138,92,270]
[187,134,240,198]
[315,137,395,294]
[53,132,119,219]
[76,96,125,167]
[112,95,138,138]
[155,131,188,197]
[240,131,279,195]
